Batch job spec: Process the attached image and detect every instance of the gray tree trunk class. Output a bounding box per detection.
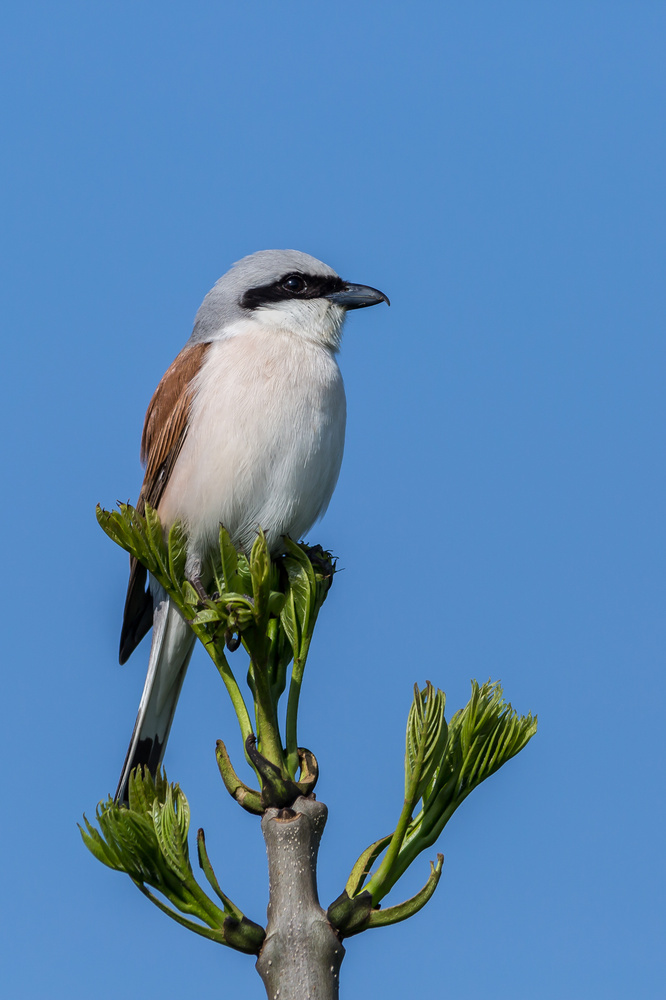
[256,796,345,1000]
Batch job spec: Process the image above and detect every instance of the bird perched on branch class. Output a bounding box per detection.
[116,249,389,802]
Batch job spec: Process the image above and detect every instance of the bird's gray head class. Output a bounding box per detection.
[189,249,388,349]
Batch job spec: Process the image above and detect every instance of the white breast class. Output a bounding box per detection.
[158,324,347,556]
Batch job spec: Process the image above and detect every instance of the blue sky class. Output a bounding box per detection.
[2,3,665,997]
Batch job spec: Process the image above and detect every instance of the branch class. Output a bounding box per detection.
[256,797,344,1000]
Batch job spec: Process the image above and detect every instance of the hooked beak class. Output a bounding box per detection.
[325,282,390,310]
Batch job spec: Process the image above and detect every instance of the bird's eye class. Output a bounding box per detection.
[281,274,307,294]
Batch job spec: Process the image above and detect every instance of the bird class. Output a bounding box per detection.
[115,249,389,802]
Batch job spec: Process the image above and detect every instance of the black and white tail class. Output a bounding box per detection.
[115,586,195,803]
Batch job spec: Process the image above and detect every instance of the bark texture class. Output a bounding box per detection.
[256,796,344,1000]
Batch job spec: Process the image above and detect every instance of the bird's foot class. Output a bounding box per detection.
[188,574,210,603]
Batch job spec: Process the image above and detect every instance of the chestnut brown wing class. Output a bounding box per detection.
[119,342,210,664]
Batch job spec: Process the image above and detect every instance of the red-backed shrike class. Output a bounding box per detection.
[116,249,388,801]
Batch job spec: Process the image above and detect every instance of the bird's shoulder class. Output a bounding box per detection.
[140,341,210,466]
[138,341,210,509]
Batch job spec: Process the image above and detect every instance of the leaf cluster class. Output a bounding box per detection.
[97,504,332,670]
[80,768,264,953]
[96,503,334,786]
[330,680,536,934]
[97,503,191,605]
[193,530,332,710]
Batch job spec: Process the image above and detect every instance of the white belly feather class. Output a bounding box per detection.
[158,326,346,555]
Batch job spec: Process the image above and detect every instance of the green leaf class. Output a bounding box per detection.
[190,609,225,625]
[127,765,169,817]
[79,814,118,869]
[405,682,448,803]
[235,555,253,596]
[345,834,393,897]
[197,829,243,919]
[282,540,315,642]
[144,504,167,572]
[152,784,191,880]
[279,588,300,652]
[267,591,286,616]
[249,530,271,622]
[167,521,188,588]
[218,526,238,591]
[366,855,444,930]
[181,580,201,606]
